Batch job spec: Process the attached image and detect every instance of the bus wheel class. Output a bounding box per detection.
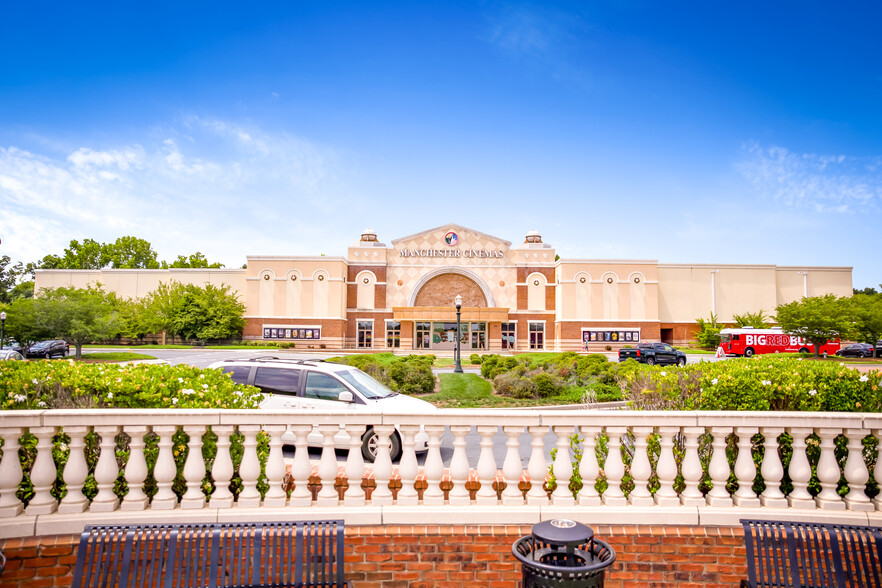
[799,348,809,354]
[744,348,755,358]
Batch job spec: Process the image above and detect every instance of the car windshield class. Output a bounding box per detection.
[337,368,397,400]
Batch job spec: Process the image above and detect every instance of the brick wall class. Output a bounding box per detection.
[0,525,747,588]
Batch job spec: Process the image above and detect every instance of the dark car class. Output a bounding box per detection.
[1,339,25,354]
[835,343,875,358]
[26,339,69,359]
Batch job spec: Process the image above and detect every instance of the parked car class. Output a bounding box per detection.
[26,339,70,359]
[208,357,436,462]
[0,349,24,361]
[618,342,687,366]
[835,343,876,358]
[1,339,24,354]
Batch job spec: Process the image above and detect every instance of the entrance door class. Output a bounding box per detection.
[432,322,458,350]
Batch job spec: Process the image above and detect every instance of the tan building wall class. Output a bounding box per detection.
[35,268,247,299]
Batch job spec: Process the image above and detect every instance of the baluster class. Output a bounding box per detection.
[448,425,472,506]
[209,425,235,508]
[370,425,395,505]
[26,426,58,515]
[91,425,121,512]
[475,425,498,505]
[237,425,262,507]
[680,427,704,506]
[843,428,872,511]
[151,425,178,510]
[316,425,340,506]
[760,427,787,508]
[577,426,601,506]
[288,425,313,507]
[422,425,446,506]
[550,426,575,506]
[396,425,420,506]
[343,424,366,506]
[787,428,814,509]
[602,427,627,506]
[502,425,525,506]
[526,425,549,505]
[814,428,846,510]
[180,425,207,509]
[120,426,149,511]
[732,426,760,507]
[868,429,882,510]
[654,427,679,506]
[628,427,653,506]
[263,425,288,507]
[707,427,733,507]
[58,426,89,513]
[0,427,24,517]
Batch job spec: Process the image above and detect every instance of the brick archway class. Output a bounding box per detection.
[413,273,488,307]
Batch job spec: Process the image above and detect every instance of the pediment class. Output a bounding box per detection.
[391,224,512,250]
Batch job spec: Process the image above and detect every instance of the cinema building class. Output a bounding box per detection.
[35,224,853,352]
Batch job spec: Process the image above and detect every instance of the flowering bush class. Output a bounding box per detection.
[621,356,882,412]
[0,360,263,410]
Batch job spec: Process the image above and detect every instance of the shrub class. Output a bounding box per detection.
[531,372,563,398]
[469,354,482,365]
[493,372,537,399]
[695,312,723,349]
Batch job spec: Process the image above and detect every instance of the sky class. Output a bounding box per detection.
[0,1,880,289]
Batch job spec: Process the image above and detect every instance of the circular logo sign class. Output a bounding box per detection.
[444,231,458,246]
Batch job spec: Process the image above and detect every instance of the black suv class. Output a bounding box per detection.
[26,340,70,359]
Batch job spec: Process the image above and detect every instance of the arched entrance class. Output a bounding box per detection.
[411,270,490,351]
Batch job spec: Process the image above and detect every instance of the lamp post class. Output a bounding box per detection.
[0,311,5,350]
[454,295,463,373]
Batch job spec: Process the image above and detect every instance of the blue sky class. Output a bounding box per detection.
[1,1,880,289]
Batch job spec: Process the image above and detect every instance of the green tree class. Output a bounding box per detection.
[162,252,223,268]
[138,281,245,341]
[774,295,853,358]
[38,286,124,359]
[849,294,882,358]
[1,298,52,349]
[105,236,160,269]
[732,310,770,329]
[694,312,723,349]
[853,285,880,296]
[59,238,107,269]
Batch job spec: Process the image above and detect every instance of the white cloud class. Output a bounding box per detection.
[735,142,881,212]
[0,118,346,268]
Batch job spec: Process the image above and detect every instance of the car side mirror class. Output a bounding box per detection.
[338,391,354,403]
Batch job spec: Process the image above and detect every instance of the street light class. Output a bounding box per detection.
[0,311,6,350]
[454,295,463,373]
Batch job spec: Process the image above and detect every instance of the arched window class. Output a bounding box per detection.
[356,271,376,310]
[527,273,547,312]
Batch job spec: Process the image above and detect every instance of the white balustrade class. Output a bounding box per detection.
[0,410,880,535]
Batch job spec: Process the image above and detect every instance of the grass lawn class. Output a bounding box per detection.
[76,352,158,362]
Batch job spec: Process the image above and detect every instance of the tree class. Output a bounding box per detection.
[162,252,223,269]
[732,310,770,329]
[1,298,52,349]
[694,312,723,349]
[138,281,245,342]
[849,294,882,358]
[60,238,108,269]
[774,295,853,358]
[853,285,880,296]
[105,236,160,269]
[38,286,124,359]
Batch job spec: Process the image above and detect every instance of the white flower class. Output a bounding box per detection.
[808,390,817,396]
[234,391,243,396]
[711,378,718,385]
[202,383,208,389]
[37,401,47,408]
[13,394,26,402]
[859,375,868,382]
[172,398,178,405]
[762,380,771,386]
[32,378,38,385]
[116,378,122,383]
[199,374,205,379]
[660,371,667,376]
[107,392,113,399]
[182,388,195,395]
[178,378,184,383]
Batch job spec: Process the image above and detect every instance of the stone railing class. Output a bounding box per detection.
[0,409,880,538]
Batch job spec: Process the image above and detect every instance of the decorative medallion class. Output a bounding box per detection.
[580,277,586,283]
[318,275,324,281]
[291,275,297,281]
[533,280,540,286]
[607,277,614,284]
[363,277,369,284]
[634,277,641,284]
[397,280,404,286]
[499,281,505,287]
[263,274,270,280]
[444,231,458,246]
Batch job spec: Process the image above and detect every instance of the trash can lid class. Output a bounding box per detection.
[532,519,593,546]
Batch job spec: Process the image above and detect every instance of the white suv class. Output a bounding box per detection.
[208,357,435,461]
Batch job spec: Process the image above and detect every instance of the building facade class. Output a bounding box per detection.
[35,224,853,351]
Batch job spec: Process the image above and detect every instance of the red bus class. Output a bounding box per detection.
[719,327,840,357]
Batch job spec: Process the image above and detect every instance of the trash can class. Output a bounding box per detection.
[512,519,616,587]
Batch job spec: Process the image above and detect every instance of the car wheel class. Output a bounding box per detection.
[798,348,809,354]
[744,348,755,358]
[361,428,402,463]
[645,357,656,366]
[678,357,686,367]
